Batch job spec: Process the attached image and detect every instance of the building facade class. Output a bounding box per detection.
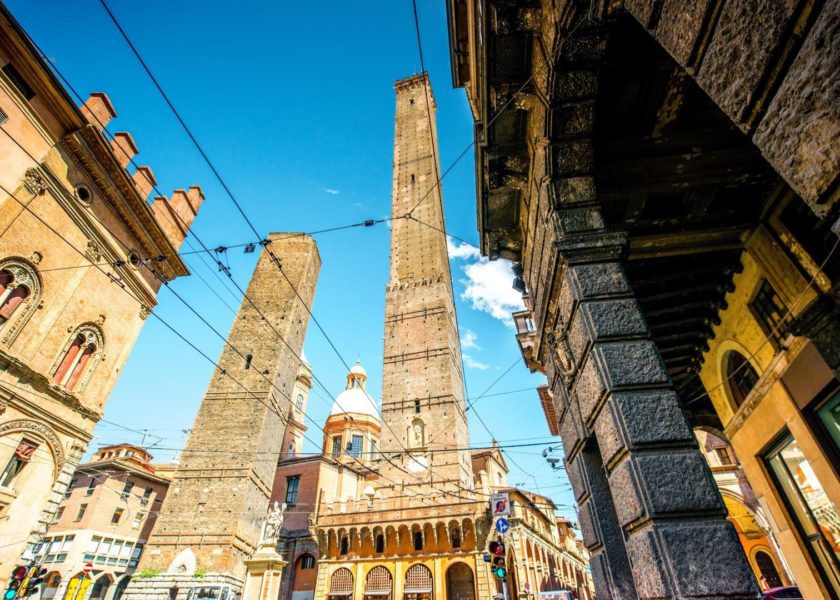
[0,4,202,575]
[26,444,171,600]
[122,235,320,600]
[448,0,839,597]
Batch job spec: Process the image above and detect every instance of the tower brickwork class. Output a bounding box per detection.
[132,234,320,584]
[380,73,473,493]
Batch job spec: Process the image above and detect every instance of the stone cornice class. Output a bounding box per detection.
[60,129,188,281]
[0,350,100,435]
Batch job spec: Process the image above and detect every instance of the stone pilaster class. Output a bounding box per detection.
[548,222,758,598]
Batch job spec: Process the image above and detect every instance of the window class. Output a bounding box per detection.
[120,481,134,501]
[285,476,300,505]
[54,507,65,522]
[339,537,349,555]
[2,63,35,100]
[244,354,252,369]
[0,269,31,326]
[75,504,88,521]
[725,351,760,408]
[349,435,363,458]
[65,478,77,499]
[87,537,101,553]
[141,487,153,505]
[300,554,315,569]
[331,436,342,457]
[111,508,123,524]
[750,280,788,348]
[0,439,38,488]
[132,512,145,528]
[414,399,421,414]
[715,447,734,466]
[61,536,74,551]
[370,439,377,459]
[765,432,840,591]
[296,394,304,411]
[86,478,97,496]
[413,531,423,551]
[451,529,461,549]
[375,534,385,553]
[53,327,102,392]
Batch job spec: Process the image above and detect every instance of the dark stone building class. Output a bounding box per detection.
[446,0,838,597]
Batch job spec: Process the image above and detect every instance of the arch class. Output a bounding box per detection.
[753,548,784,589]
[111,577,130,600]
[408,418,426,448]
[0,257,42,346]
[724,350,760,409]
[328,568,353,598]
[364,566,392,599]
[89,575,113,600]
[51,323,105,393]
[445,562,475,600]
[42,572,61,600]
[167,547,196,575]
[0,419,64,478]
[62,573,90,600]
[404,564,433,599]
[293,553,317,593]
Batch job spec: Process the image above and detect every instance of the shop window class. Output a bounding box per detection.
[285,476,300,505]
[765,432,840,592]
[726,351,760,408]
[750,280,788,348]
[0,438,38,488]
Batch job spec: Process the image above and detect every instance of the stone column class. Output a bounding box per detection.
[242,544,286,600]
[547,208,758,598]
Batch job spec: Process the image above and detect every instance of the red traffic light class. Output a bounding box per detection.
[488,541,505,556]
[10,567,26,580]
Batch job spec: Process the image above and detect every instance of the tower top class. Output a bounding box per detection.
[394,72,436,108]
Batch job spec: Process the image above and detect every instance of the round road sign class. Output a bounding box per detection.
[83,563,93,574]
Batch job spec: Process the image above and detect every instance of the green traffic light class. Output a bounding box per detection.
[5,589,17,600]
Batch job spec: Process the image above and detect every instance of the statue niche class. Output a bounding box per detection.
[408,417,425,448]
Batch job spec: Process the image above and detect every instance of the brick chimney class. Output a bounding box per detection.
[110,132,138,169]
[80,92,117,129]
[132,166,156,200]
[150,187,205,251]
[151,196,184,250]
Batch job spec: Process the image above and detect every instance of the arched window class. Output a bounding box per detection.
[375,533,385,553]
[299,554,315,569]
[0,259,41,343]
[404,564,433,598]
[339,536,349,555]
[364,566,392,598]
[52,325,104,392]
[726,351,760,408]
[451,528,461,549]
[754,550,783,588]
[328,568,353,599]
[413,531,423,551]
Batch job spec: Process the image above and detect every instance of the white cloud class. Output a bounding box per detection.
[463,354,489,370]
[447,236,480,260]
[461,329,480,350]
[447,238,524,327]
[324,188,340,195]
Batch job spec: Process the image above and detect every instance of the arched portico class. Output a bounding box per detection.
[444,562,474,600]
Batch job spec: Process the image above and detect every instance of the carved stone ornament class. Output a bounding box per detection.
[547,322,577,383]
[85,240,102,263]
[139,305,151,320]
[259,501,287,546]
[29,252,42,265]
[23,169,46,196]
[96,314,106,326]
[0,419,65,477]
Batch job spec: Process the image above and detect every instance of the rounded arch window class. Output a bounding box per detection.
[298,554,315,569]
[725,351,760,408]
[52,325,104,392]
[754,549,783,588]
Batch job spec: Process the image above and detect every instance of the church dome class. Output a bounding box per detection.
[329,361,379,419]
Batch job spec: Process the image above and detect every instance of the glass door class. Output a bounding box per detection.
[765,432,840,593]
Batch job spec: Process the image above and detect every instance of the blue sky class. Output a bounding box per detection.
[9,1,574,519]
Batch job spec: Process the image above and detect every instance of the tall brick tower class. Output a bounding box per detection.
[124,234,320,598]
[379,73,473,494]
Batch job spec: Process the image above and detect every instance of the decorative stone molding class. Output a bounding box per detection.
[0,419,64,478]
[0,257,44,346]
[49,322,106,394]
[85,240,102,262]
[23,168,46,196]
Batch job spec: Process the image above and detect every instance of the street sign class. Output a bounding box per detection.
[490,492,510,516]
[495,517,510,534]
[82,563,92,574]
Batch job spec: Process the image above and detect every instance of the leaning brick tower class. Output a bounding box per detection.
[379,73,474,494]
[124,234,320,598]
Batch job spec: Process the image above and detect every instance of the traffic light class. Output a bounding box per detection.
[488,541,505,556]
[22,568,46,597]
[4,566,28,600]
[492,556,507,580]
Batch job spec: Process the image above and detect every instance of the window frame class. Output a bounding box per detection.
[285,475,300,506]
